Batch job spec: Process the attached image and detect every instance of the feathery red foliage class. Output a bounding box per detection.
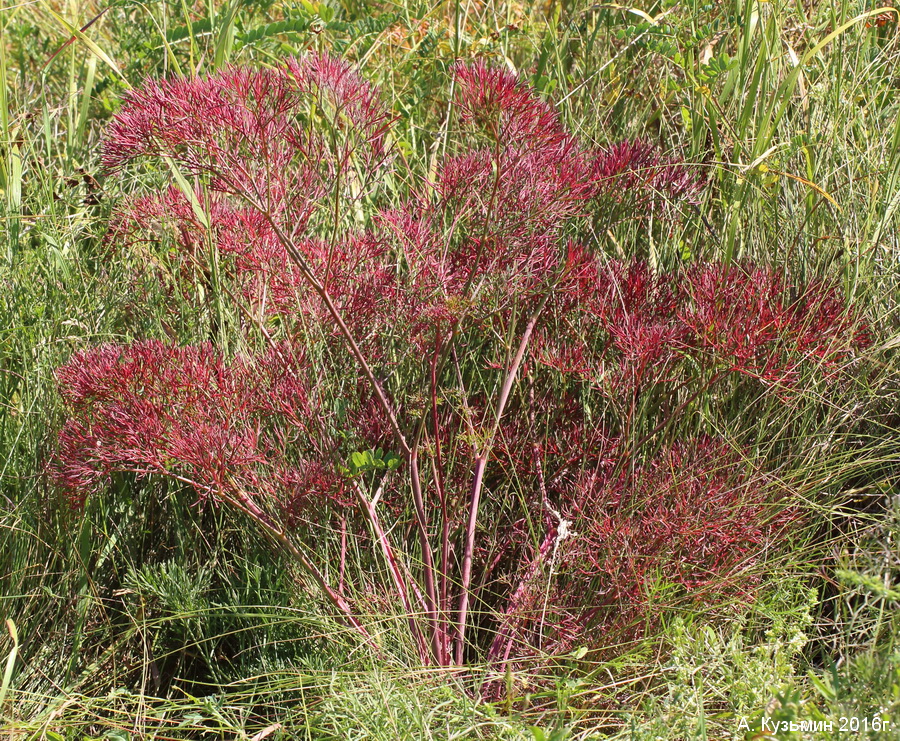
[538,256,869,393]
[52,340,350,519]
[52,55,871,669]
[488,436,798,665]
[678,261,871,383]
[104,54,391,227]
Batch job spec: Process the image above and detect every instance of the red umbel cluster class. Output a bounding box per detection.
[538,256,870,393]
[488,436,798,666]
[103,55,390,221]
[441,62,593,248]
[52,340,348,517]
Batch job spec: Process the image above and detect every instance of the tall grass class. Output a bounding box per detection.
[1,0,899,737]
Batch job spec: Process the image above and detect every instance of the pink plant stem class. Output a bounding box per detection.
[455,455,487,666]
[339,514,347,595]
[479,528,557,702]
[433,453,451,663]
[430,346,452,663]
[409,451,444,664]
[487,529,555,662]
[213,477,380,652]
[404,337,455,665]
[353,482,430,663]
[261,213,412,458]
[485,375,554,668]
[454,294,550,665]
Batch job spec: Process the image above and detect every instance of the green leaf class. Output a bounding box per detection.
[43,5,127,84]
[318,3,335,22]
[808,670,837,701]
[214,0,243,69]
[166,18,214,43]
[0,619,18,709]
[164,157,209,230]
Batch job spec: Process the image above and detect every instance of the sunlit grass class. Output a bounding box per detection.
[1,0,899,737]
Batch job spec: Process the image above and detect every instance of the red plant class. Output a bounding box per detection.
[104,55,390,223]
[53,340,330,506]
[486,437,799,674]
[538,256,869,397]
[52,54,869,670]
[677,261,871,384]
[591,138,703,205]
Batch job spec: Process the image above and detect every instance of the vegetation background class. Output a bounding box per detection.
[1,0,899,737]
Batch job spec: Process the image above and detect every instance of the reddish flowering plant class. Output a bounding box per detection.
[591,139,703,205]
[53,340,330,507]
[676,261,871,384]
[103,55,391,225]
[538,255,869,399]
[485,436,799,679]
[52,54,868,670]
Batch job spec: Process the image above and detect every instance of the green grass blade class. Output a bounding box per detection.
[214,0,244,69]
[43,4,128,85]
[0,619,19,709]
